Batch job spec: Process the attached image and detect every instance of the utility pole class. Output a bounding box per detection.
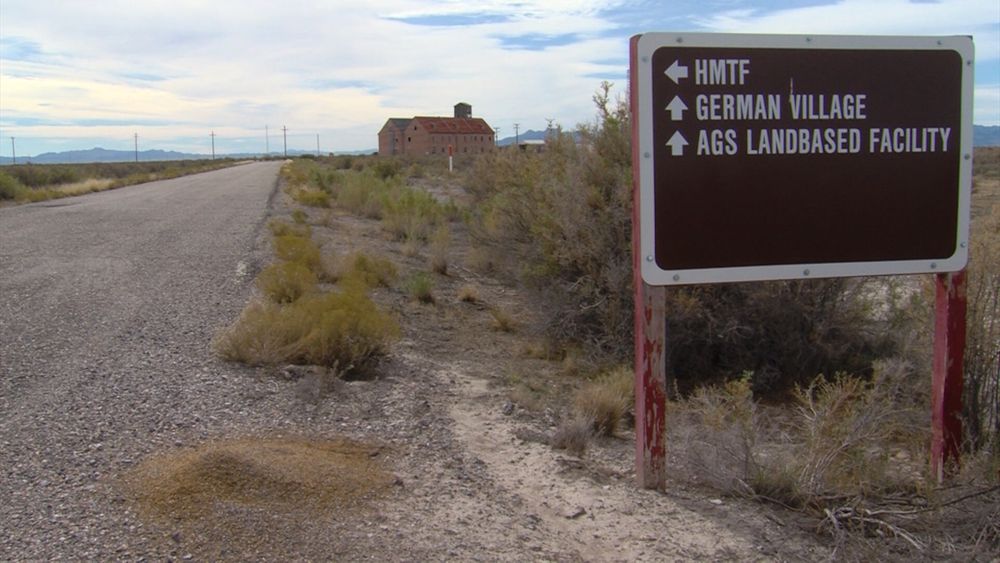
[282,126,288,158]
[210,131,216,160]
[10,137,15,165]
[495,127,501,147]
[316,134,320,156]
[514,123,520,147]
[265,125,269,157]
[134,132,139,162]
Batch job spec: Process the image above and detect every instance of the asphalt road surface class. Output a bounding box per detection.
[0,162,282,558]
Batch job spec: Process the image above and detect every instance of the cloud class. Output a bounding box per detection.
[2,0,635,154]
[696,0,999,61]
[1,0,997,156]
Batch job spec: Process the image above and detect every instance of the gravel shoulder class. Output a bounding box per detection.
[0,162,829,560]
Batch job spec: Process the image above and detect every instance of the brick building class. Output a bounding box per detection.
[378,103,495,157]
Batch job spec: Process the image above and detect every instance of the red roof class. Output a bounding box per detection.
[413,116,493,134]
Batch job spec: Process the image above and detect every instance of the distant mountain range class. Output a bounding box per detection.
[2,126,997,165]
[975,125,1000,146]
[0,146,376,165]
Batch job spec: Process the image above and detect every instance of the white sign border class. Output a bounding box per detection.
[634,32,975,286]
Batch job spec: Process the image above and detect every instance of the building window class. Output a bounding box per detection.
[407,137,411,142]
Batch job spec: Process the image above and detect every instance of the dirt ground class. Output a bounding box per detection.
[124,173,832,561]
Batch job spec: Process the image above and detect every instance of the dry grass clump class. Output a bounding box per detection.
[268,218,311,238]
[571,366,633,437]
[256,261,317,304]
[551,417,594,456]
[489,308,516,332]
[666,362,1000,556]
[274,234,322,273]
[429,225,450,275]
[457,284,479,303]
[214,285,398,376]
[124,436,393,523]
[335,252,397,288]
[406,273,435,304]
[291,188,330,208]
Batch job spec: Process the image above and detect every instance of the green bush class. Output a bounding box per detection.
[293,188,330,208]
[406,273,435,304]
[467,82,634,357]
[274,235,322,273]
[340,252,397,288]
[372,159,401,180]
[268,219,311,238]
[257,261,317,304]
[0,171,28,200]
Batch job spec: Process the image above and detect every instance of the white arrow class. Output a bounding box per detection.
[664,60,688,84]
[665,95,688,121]
[666,131,688,156]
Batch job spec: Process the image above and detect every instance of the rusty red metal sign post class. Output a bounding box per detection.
[629,33,974,488]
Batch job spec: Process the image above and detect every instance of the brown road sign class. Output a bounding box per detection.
[633,33,974,285]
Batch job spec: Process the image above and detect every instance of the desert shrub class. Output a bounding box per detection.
[551,417,593,456]
[337,252,397,288]
[333,171,388,219]
[273,235,322,273]
[282,159,317,186]
[457,285,479,303]
[291,209,308,223]
[668,361,925,503]
[380,187,445,242]
[292,188,330,208]
[964,204,1000,453]
[406,273,435,304]
[467,82,633,357]
[214,286,398,376]
[268,219,310,238]
[0,171,28,200]
[429,225,450,275]
[257,261,317,304]
[489,308,516,332]
[372,159,401,180]
[572,366,634,436]
[664,278,905,395]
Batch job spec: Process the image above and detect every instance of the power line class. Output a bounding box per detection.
[514,123,520,146]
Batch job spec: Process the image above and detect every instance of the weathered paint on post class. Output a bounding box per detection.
[634,282,667,489]
[931,270,967,481]
[631,35,668,490]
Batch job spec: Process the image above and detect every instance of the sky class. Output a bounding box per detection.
[1,0,998,157]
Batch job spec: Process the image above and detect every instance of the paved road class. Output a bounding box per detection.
[0,162,281,558]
